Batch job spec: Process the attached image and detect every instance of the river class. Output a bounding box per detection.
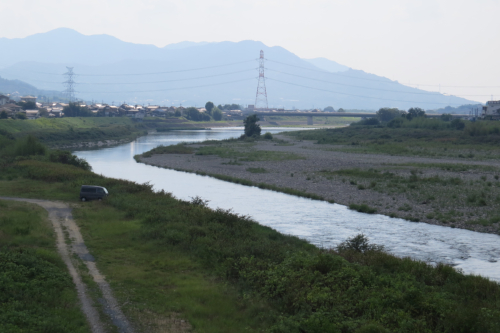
[74,128,500,282]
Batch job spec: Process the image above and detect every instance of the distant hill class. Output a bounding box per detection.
[0,76,65,101]
[163,41,213,50]
[0,28,479,109]
[303,58,350,73]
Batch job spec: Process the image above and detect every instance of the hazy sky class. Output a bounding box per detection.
[1,0,499,102]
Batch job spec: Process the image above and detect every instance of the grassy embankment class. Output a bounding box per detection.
[0,200,90,332]
[0,117,146,147]
[0,116,244,147]
[2,130,500,331]
[258,115,359,127]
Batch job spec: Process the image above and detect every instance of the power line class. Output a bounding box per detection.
[266,77,467,106]
[19,59,257,77]
[265,68,495,97]
[27,69,256,85]
[266,58,500,89]
[78,78,255,94]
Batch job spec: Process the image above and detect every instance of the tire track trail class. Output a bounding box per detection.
[0,197,134,333]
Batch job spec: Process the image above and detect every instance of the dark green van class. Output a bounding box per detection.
[80,185,108,202]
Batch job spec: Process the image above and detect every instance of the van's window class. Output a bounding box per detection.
[97,188,104,194]
[82,188,97,193]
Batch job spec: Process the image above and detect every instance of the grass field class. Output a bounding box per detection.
[287,118,500,160]
[0,199,90,333]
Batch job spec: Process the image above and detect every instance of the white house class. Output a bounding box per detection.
[25,110,39,119]
[0,94,9,105]
[481,101,500,118]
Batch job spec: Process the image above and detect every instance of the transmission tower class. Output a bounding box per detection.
[255,50,268,110]
[63,67,76,102]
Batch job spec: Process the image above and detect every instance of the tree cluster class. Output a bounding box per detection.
[375,107,427,122]
[16,101,37,110]
[63,103,93,117]
[217,103,241,111]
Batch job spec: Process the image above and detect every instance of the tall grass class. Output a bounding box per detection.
[0,201,89,332]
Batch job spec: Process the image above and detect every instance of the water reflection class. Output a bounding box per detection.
[74,128,500,282]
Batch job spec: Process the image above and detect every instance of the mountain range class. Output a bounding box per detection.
[0,28,477,109]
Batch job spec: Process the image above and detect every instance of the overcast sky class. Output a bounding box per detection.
[1,0,499,102]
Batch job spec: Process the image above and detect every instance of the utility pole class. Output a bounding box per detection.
[63,67,76,103]
[255,50,268,110]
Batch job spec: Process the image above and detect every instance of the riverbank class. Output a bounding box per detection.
[3,131,500,332]
[137,133,500,235]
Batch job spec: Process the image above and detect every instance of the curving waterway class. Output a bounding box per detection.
[74,128,500,282]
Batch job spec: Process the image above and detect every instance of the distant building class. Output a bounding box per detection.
[25,110,39,119]
[21,96,37,104]
[0,94,10,105]
[481,101,500,119]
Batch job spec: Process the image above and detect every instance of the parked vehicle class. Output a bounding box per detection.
[80,185,108,202]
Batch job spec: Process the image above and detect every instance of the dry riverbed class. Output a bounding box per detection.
[138,134,500,235]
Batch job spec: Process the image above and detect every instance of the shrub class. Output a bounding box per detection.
[349,203,377,214]
[49,150,92,171]
[15,135,46,156]
[352,117,380,126]
[263,132,273,140]
[387,118,404,128]
[451,118,465,130]
[336,234,384,253]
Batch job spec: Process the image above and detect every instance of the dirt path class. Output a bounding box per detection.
[0,197,134,333]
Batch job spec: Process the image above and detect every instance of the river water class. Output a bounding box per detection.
[74,128,500,282]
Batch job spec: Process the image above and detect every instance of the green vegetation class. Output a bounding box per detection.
[141,144,194,157]
[288,117,500,159]
[244,114,262,137]
[263,115,358,127]
[0,117,145,146]
[3,127,500,332]
[246,167,268,173]
[62,102,93,117]
[349,203,377,214]
[0,200,89,333]
[319,166,500,225]
[195,145,303,162]
[263,132,273,140]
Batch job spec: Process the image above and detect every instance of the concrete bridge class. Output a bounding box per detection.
[252,111,468,125]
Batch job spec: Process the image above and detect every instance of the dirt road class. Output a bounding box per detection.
[0,197,134,333]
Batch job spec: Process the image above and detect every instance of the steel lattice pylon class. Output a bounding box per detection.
[63,67,76,102]
[255,50,268,110]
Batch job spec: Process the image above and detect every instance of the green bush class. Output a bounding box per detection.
[15,135,46,156]
[349,203,377,214]
[49,150,92,171]
[263,132,273,140]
